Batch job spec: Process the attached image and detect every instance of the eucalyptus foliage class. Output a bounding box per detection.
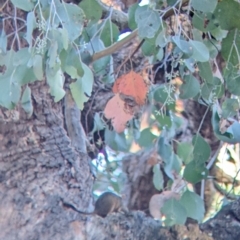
[1,0,240,226]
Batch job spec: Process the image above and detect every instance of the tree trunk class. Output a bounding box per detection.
[0,80,94,239]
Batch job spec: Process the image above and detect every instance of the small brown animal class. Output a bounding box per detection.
[65,192,128,217]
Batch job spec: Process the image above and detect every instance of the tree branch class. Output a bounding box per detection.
[91,0,190,63]
[92,29,138,62]
[97,0,128,25]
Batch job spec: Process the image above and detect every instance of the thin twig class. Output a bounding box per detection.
[196,105,210,135]
[91,0,190,62]
[14,6,20,49]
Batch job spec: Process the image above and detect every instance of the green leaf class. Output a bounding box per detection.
[221,29,240,66]
[138,128,157,147]
[189,40,210,62]
[33,54,43,80]
[158,137,172,161]
[79,0,102,23]
[13,48,31,66]
[183,161,208,184]
[47,29,68,54]
[192,28,203,42]
[91,113,106,133]
[105,128,130,152]
[204,39,220,59]
[128,3,138,30]
[165,153,182,179]
[224,64,240,96]
[91,37,111,76]
[153,164,164,191]
[63,48,83,79]
[100,20,119,47]
[156,28,169,47]
[10,0,34,11]
[21,86,33,117]
[184,58,196,72]
[222,98,239,118]
[47,40,58,69]
[177,142,193,164]
[58,28,69,50]
[26,12,36,50]
[158,137,181,179]
[191,0,217,13]
[0,49,36,108]
[54,0,84,41]
[0,73,21,109]
[201,83,213,100]
[214,0,240,30]
[9,49,36,85]
[162,198,187,226]
[141,39,156,56]
[46,67,65,102]
[135,6,160,39]
[192,12,216,32]
[179,75,200,99]
[180,190,205,222]
[153,85,175,110]
[0,30,7,54]
[192,134,211,164]
[167,0,178,5]
[70,63,93,109]
[154,114,172,129]
[212,108,240,144]
[211,27,228,41]
[172,36,193,56]
[156,48,164,61]
[198,62,213,84]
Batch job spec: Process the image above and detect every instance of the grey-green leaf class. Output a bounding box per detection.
[172,36,193,56]
[26,12,36,49]
[162,198,187,226]
[177,142,193,164]
[21,86,33,116]
[11,0,34,11]
[221,29,240,66]
[54,0,84,41]
[46,68,65,102]
[180,190,205,222]
[135,6,160,39]
[192,134,211,164]
[179,75,200,99]
[153,164,164,191]
[100,20,119,47]
[214,0,240,30]
[191,0,217,13]
[156,29,169,48]
[128,3,138,30]
[33,55,43,80]
[79,0,102,23]
[138,128,157,147]
[198,62,213,84]
[183,161,209,184]
[189,40,210,62]
[70,63,93,110]
[222,99,239,119]
[0,30,7,54]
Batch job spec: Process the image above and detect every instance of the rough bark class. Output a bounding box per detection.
[0,80,212,240]
[0,81,94,240]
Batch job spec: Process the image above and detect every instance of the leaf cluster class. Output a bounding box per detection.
[1,0,240,226]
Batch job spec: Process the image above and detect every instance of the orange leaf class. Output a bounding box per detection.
[112,71,148,105]
[104,94,134,133]
[112,77,121,94]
